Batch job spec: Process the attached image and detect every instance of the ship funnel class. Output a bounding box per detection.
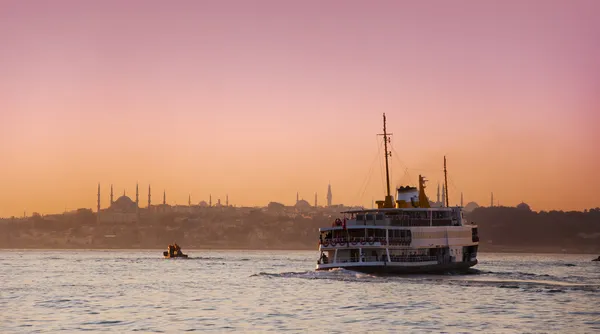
[396,186,419,208]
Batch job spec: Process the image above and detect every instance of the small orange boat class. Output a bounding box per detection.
[163,243,188,259]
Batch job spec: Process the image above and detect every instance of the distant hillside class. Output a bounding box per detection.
[466,207,600,254]
[1,207,599,254]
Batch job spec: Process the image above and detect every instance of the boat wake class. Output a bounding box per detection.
[251,268,600,293]
[251,268,384,282]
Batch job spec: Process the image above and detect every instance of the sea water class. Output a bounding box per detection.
[1,251,599,333]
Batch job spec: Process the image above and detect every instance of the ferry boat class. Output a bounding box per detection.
[316,114,479,274]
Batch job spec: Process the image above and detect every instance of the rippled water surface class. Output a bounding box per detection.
[1,251,599,333]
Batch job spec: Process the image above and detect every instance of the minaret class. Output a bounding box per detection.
[460,192,464,207]
[188,194,191,206]
[163,190,166,205]
[135,183,139,221]
[97,183,101,223]
[296,192,299,204]
[209,194,212,207]
[437,183,440,204]
[491,192,494,207]
[148,185,151,208]
[441,184,446,207]
[226,194,229,207]
[110,184,114,206]
[327,183,332,207]
[314,192,317,207]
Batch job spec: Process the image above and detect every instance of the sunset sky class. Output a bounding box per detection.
[1,0,599,217]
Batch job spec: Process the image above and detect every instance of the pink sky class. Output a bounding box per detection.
[1,0,599,217]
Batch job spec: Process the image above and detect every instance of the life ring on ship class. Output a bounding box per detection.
[360,239,366,245]
[368,237,375,245]
[351,239,358,245]
[323,241,329,247]
[330,241,337,246]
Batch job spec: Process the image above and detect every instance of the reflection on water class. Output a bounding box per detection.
[1,251,599,332]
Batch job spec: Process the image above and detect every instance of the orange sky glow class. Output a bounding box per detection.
[1,1,599,217]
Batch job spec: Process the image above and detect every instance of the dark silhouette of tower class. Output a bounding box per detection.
[314,192,317,207]
[135,183,139,221]
[441,184,446,207]
[163,190,166,205]
[110,184,114,206]
[97,183,101,223]
[148,185,151,208]
[209,194,212,207]
[327,183,332,207]
[226,194,229,207]
[188,194,191,206]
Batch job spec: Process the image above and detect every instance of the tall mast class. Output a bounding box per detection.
[383,114,391,198]
[444,156,449,207]
[376,113,395,208]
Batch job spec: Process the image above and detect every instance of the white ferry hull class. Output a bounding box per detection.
[316,260,478,275]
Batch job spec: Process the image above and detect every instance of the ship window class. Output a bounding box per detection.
[356,214,364,221]
[348,229,364,238]
[365,214,374,220]
[375,214,384,220]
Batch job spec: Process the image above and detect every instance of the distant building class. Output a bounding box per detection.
[327,183,332,207]
[429,182,445,208]
[516,202,532,211]
[295,199,312,211]
[98,184,140,223]
[464,202,480,212]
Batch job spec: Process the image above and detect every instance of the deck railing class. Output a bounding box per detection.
[319,237,416,247]
[320,237,386,246]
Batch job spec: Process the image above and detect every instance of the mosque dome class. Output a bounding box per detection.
[198,201,208,207]
[111,195,137,212]
[295,199,312,210]
[464,202,480,212]
[516,202,531,211]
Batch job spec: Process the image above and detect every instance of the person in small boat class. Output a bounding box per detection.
[168,244,174,257]
[173,243,181,256]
